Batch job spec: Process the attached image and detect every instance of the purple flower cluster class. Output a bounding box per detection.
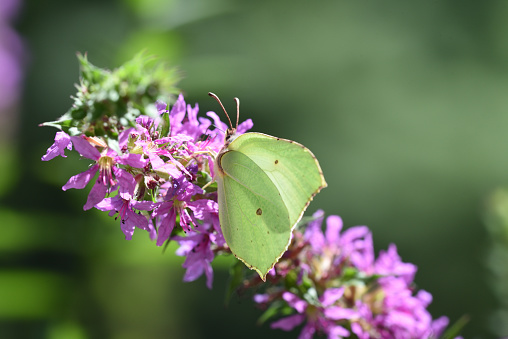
[253,211,461,339]
[42,94,253,289]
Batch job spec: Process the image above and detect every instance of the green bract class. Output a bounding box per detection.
[41,52,180,139]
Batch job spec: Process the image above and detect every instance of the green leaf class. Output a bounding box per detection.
[256,300,286,326]
[197,171,215,193]
[440,315,469,339]
[159,108,170,138]
[39,118,73,131]
[342,267,358,280]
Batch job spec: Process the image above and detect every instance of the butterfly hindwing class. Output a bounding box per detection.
[216,149,291,279]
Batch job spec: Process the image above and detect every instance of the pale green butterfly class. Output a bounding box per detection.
[209,93,327,281]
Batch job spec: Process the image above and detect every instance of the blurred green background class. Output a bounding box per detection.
[3,0,508,338]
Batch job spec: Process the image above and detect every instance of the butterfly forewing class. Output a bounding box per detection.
[216,149,292,280]
[228,132,327,227]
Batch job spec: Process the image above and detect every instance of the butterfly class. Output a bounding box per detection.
[210,92,327,281]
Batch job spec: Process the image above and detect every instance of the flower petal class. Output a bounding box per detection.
[327,324,350,339]
[70,136,100,160]
[62,164,98,190]
[118,153,149,168]
[253,294,269,304]
[325,215,343,245]
[429,316,449,338]
[156,207,176,246]
[324,306,357,320]
[282,292,307,313]
[237,118,253,134]
[304,210,326,251]
[270,314,305,331]
[114,168,136,197]
[83,179,108,210]
[182,261,204,283]
[41,131,71,161]
[320,287,344,307]
[298,323,316,339]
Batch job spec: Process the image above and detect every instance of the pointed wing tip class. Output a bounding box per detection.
[255,265,272,282]
[234,255,275,283]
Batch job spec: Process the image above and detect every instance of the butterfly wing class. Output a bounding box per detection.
[228,132,327,227]
[216,149,291,280]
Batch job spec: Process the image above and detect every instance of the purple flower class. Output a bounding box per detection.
[42,94,242,252]
[339,225,374,273]
[152,174,204,243]
[165,94,212,141]
[61,135,147,210]
[302,210,375,279]
[170,199,221,288]
[152,196,197,243]
[175,231,214,289]
[263,212,458,338]
[41,131,72,161]
[351,276,449,339]
[375,244,417,284]
[270,289,355,339]
[186,199,223,246]
[95,192,155,240]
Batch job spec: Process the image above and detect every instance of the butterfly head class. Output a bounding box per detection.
[224,126,238,147]
[208,92,240,147]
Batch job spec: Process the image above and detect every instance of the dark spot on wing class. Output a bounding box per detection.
[274,159,279,164]
[256,208,262,215]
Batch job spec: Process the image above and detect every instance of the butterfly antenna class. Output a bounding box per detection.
[234,97,240,130]
[208,92,234,130]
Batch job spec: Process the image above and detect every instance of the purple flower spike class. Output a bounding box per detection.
[262,212,459,338]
